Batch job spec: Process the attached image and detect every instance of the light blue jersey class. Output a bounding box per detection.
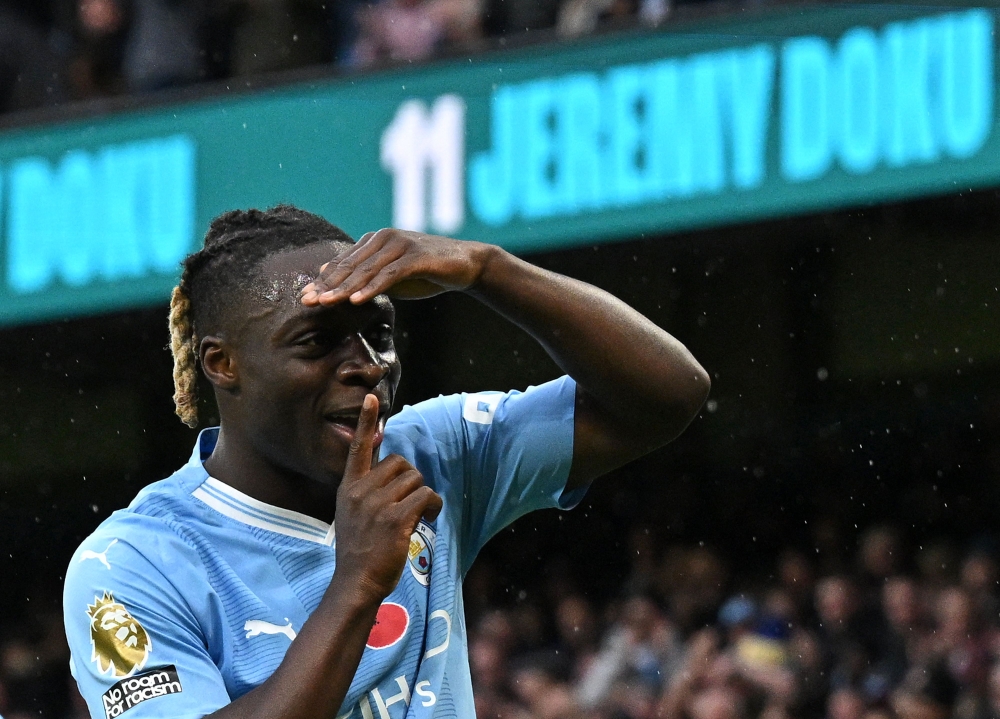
[64,376,582,719]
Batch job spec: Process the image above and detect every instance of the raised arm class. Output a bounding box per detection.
[301,230,710,489]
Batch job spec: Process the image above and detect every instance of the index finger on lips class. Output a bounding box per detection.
[343,394,379,482]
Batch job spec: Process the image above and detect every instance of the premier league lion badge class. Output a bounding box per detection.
[87,591,152,678]
[408,522,435,587]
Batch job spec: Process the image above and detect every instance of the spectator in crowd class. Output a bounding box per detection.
[120,0,207,91]
[553,594,600,680]
[69,0,130,98]
[557,0,653,37]
[961,552,1000,630]
[777,550,818,627]
[352,0,480,67]
[0,612,71,718]
[858,526,903,609]
[869,576,926,697]
[814,576,872,690]
[577,593,682,714]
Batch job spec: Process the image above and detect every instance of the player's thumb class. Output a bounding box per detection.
[344,394,379,481]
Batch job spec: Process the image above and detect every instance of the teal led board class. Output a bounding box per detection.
[0,3,997,325]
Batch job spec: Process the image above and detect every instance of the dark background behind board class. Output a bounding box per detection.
[3,186,999,632]
[6,0,1000,717]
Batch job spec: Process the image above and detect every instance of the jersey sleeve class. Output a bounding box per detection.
[64,521,231,719]
[389,375,583,573]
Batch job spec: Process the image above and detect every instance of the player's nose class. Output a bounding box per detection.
[337,333,392,388]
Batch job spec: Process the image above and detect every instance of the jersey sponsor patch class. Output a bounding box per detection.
[101,665,182,718]
[87,592,152,678]
[408,521,435,586]
[367,602,409,650]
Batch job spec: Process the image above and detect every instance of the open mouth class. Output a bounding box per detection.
[323,409,388,446]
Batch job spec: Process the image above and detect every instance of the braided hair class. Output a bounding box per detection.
[168,205,353,427]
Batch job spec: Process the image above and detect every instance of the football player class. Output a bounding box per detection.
[64,205,709,719]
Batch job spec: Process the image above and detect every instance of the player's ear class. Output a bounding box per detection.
[200,336,239,391]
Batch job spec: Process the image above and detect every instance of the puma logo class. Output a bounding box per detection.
[244,619,296,641]
[79,539,118,570]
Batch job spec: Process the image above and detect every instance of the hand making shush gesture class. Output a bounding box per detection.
[335,394,443,600]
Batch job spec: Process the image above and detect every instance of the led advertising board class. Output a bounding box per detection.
[0,3,996,325]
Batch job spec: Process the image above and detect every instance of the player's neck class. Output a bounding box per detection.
[202,427,339,524]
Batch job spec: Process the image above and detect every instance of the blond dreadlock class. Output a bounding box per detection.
[169,284,199,427]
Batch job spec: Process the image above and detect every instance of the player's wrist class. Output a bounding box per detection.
[464,242,510,296]
[327,568,394,608]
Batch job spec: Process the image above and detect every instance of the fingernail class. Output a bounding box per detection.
[301,291,318,302]
[320,262,330,271]
[350,291,364,303]
[301,283,316,294]
[320,290,336,300]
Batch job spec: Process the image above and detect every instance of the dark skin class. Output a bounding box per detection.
[199,230,710,719]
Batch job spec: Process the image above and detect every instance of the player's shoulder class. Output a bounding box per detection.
[383,388,514,449]
[66,466,206,582]
[386,393,459,435]
[66,510,187,587]
[385,376,575,433]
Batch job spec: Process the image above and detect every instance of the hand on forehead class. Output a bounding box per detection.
[255,244,349,305]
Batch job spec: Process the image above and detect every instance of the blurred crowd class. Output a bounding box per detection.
[459,525,1000,719]
[0,0,715,118]
[6,523,1000,719]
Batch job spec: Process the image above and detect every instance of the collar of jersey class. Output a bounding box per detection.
[188,428,335,546]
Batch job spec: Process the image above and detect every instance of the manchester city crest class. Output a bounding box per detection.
[407,522,435,586]
[86,591,152,678]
